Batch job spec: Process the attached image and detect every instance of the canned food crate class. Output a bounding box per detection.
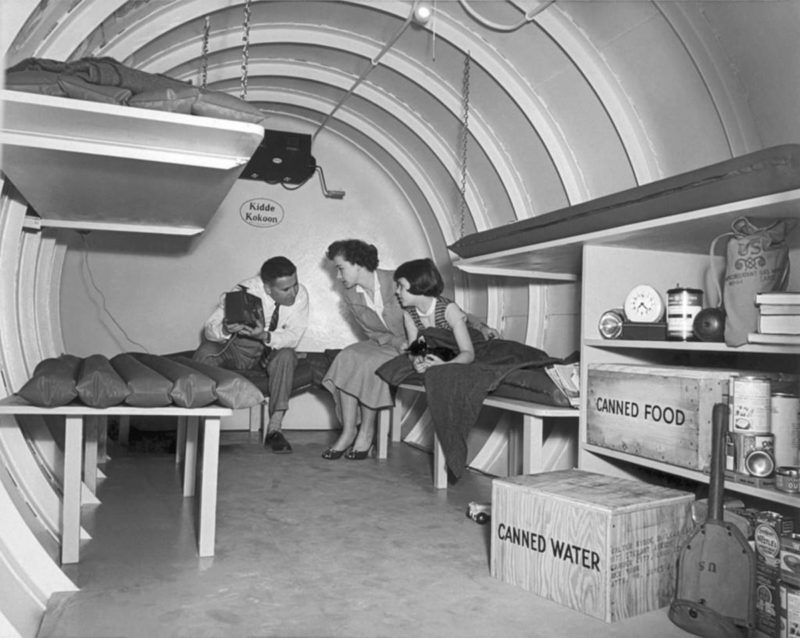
[491,469,694,623]
[587,364,737,472]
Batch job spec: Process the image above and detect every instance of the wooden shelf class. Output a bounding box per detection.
[584,338,800,355]
[454,188,800,280]
[583,444,800,507]
[0,90,264,235]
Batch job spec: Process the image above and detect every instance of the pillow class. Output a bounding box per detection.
[171,356,264,409]
[58,75,132,104]
[128,86,200,114]
[111,353,174,407]
[191,89,267,124]
[132,354,217,408]
[17,354,82,407]
[6,58,69,74]
[5,70,67,96]
[76,354,130,408]
[86,57,192,93]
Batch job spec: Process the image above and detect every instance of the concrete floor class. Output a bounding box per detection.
[38,429,689,638]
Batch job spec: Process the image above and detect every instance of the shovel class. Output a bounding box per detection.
[668,402,756,637]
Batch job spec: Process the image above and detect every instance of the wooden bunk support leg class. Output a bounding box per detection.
[182,416,199,497]
[175,416,187,466]
[376,408,391,460]
[197,416,220,558]
[82,415,99,494]
[520,414,544,475]
[61,415,83,565]
[433,434,447,489]
[118,415,130,445]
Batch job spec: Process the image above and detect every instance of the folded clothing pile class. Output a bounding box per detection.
[5,56,267,125]
[16,352,264,409]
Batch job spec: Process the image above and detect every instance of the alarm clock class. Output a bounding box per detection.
[623,284,665,323]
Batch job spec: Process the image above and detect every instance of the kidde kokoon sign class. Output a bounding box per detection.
[240,198,284,227]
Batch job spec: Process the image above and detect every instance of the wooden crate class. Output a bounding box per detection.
[586,364,735,472]
[491,469,694,622]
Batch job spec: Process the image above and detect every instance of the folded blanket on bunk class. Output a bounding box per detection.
[376,328,575,480]
[5,56,267,124]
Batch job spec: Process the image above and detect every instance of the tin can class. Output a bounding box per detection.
[772,393,800,467]
[780,580,800,638]
[730,375,772,433]
[776,466,800,493]
[597,309,624,339]
[781,534,800,587]
[666,286,703,341]
[734,432,774,474]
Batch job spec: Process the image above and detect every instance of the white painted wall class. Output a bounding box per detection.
[58,137,430,358]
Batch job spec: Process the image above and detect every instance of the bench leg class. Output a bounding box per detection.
[118,414,130,446]
[176,416,187,466]
[197,417,220,557]
[433,434,447,489]
[376,408,391,460]
[182,416,199,497]
[520,414,544,475]
[82,415,99,494]
[62,415,83,564]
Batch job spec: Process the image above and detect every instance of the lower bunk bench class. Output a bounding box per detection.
[0,396,231,564]
[380,383,578,489]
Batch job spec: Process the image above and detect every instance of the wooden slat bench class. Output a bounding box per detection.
[378,383,578,488]
[0,396,231,564]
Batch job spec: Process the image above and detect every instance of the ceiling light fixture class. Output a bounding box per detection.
[413,1,433,25]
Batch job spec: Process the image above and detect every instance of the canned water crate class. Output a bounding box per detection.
[587,364,736,472]
[491,469,694,623]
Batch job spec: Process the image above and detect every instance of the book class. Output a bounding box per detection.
[758,314,800,334]
[747,332,800,345]
[545,362,581,408]
[755,291,800,306]
[759,304,800,316]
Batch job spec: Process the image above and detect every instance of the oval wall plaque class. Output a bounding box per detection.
[240,198,284,227]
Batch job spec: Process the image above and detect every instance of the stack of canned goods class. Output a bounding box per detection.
[728,376,799,489]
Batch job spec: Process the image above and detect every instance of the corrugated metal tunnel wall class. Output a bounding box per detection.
[1,1,798,635]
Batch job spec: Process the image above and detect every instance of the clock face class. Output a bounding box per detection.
[624,284,665,323]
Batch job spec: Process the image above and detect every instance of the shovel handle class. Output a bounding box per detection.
[709,402,729,522]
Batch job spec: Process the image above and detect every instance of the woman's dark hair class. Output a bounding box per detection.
[394,258,444,296]
[260,256,296,283]
[326,239,379,271]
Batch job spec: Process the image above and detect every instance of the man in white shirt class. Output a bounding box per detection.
[193,256,309,453]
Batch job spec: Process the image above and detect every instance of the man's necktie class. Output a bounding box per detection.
[268,304,280,332]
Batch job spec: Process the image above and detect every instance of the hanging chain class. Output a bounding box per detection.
[201,16,211,89]
[458,50,471,239]
[240,0,252,100]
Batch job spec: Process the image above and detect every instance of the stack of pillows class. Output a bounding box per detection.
[17,353,264,410]
[5,56,267,125]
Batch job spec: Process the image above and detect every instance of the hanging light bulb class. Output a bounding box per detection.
[413,1,433,25]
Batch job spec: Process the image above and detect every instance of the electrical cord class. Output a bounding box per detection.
[79,232,150,353]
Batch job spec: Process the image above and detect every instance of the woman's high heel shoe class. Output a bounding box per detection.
[321,447,348,460]
[345,445,373,461]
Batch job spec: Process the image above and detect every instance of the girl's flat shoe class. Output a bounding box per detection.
[345,445,373,461]
[321,447,347,460]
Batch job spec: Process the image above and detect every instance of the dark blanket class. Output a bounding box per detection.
[376,328,575,480]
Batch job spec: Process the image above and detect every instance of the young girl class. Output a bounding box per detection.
[394,258,475,373]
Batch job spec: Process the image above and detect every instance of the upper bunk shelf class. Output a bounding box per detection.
[451,144,800,281]
[0,90,264,235]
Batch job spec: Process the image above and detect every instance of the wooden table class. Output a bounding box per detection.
[0,396,231,564]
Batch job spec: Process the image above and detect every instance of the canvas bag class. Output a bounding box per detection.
[711,217,792,346]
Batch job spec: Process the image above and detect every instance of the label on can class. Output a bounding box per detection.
[772,393,800,467]
[667,287,703,341]
[780,581,800,638]
[776,466,800,493]
[734,432,775,474]
[781,534,800,588]
[731,376,772,433]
